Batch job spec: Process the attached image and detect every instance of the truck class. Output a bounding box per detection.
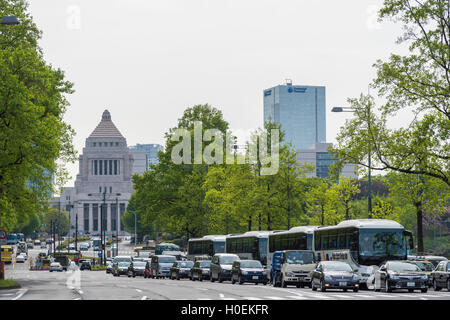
[271,250,317,288]
[53,254,70,271]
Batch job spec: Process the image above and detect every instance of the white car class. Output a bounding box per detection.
[49,262,64,272]
[16,254,26,263]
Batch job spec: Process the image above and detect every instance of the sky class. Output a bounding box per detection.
[26,0,410,188]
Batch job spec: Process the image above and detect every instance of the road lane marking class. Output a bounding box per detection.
[243,297,263,300]
[219,293,224,298]
[264,296,284,300]
[286,296,308,300]
[136,289,143,293]
[12,289,28,300]
[354,295,373,298]
[328,294,352,299]
[141,296,147,300]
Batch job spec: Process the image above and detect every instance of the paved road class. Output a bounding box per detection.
[2,251,450,300]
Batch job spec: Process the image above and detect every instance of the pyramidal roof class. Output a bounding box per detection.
[88,110,124,139]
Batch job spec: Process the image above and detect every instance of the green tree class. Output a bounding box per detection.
[0,0,76,230]
[332,0,449,187]
[43,207,70,236]
[305,178,333,226]
[328,177,361,221]
[121,194,153,242]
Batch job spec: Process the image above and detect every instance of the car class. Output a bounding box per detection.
[231,260,268,285]
[79,259,92,271]
[16,254,26,263]
[106,261,113,274]
[67,244,76,250]
[374,260,428,293]
[210,253,240,283]
[26,243,33,249]
[406,260,435,286]
[408,255,448,268]
[311,261,360,292]
[80,243,89,251]
[49,262,64,272]
[151,255,177,278]
[112,256,133,264]
[133,257,145,262]
[40,242,47,249]
[190,260,211,281]
[170,261,194,280]
[34,240,41,246]
[271,250,316,288]
[430,260,450,291]
[127,261,147,277]
[45,239,53,245]
[38,252,47,259]
[112,261,131,277]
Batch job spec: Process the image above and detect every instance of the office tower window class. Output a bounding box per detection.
[83,203,90,232]
[93,204,98,231]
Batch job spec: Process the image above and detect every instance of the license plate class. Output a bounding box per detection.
[339,282,347,286]
[252,276,259,280]
[407,282,415,287]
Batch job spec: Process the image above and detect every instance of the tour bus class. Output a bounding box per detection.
[313,219,414,286]
[92,237,102,251]
[1,245,14,264]
[6,233,18,245]
[267,226,319,269]
[226,231,279,267]
[17,233,25,242]
[155,242,180,255]
[187,235,226,260]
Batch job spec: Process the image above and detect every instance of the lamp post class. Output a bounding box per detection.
[331,106,372,218]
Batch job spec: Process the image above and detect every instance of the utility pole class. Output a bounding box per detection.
[75,212,78,252]
[102,190,106,265]
[68,200,71,254]
[116,197,119,257]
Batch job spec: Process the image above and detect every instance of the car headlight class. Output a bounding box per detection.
[285,272,294,277]
[242,271,248,275]
[421,275,428,280]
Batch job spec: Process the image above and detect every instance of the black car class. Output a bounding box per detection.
[311,261,359,292]
[170,261,195,280]
[374,260,428,293]
[231,260,268,285]
[210,254,240,283]
[79,259,92,271]
[127,261,147,277]
[190,260,211,281]
[431,260,450,291]
[113,261,131,276]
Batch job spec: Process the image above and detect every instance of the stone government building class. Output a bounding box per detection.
[52,110,147,236]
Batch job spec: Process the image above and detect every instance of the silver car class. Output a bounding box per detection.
[49,262,64,272]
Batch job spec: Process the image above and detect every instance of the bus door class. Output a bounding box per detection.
[404,230,414,255]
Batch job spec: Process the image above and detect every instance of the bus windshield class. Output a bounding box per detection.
[359,229,406,264]
[213,241,225,254]
[285,251,314,264]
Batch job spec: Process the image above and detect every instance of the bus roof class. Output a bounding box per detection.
[317,219,404,231]
[226,231,279,239]
[188,235,226,242]
[157,242,179,246]
[269,226,319,237]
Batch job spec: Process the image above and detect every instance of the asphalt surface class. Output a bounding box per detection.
[2,245,450,300]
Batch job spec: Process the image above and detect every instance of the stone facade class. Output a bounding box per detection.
[52,110,146,236]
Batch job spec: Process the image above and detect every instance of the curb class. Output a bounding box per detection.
[0,284,21,290]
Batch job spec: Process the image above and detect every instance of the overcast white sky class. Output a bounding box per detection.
[27,0,410,188]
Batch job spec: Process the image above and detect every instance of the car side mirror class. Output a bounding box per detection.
[380,267,386,272]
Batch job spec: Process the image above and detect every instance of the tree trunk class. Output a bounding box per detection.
[287,204,291,230]
[416,202,424,255]
[345,202,349,220]
[321,205,325,226]
[248,217,252,231]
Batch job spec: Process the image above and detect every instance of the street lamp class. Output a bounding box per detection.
[0,16,20,25]
[332,106,372,218]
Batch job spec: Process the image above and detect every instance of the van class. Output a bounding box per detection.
[150,255,177,279]
[210,253,240,283]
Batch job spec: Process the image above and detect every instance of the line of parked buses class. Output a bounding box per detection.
[107,219,450,293]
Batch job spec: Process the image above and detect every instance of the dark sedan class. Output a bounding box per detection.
[374,261,428,293]
[231,260,268,285]
[112,261,131,277]
[190,260,211,281]
[127,261,147,277]
[431,260,450,291]
[170,261,194,280]
[79,259,92,271]
[311,261,359,292]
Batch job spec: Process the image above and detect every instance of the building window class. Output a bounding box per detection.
[110,142,113,147]
[104,160,108,175]
[120,203,125,231]
[93,142,96,147]
[99,142,102,147]
[111,203,117,232]
[99,186,102,193]
[116,142,119,147]
[110,186,112,193]
[94,160,98,175]
[93,204,98,231]
[99,160,103,175]
[114,160,118,175]
[83,204,90,232]
[109,160,113,175]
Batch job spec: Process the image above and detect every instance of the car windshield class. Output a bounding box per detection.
[114,257,131,263]
[118,262,130,267]
[323,262,353,272]
[199,261,211,268]
[159,257,176,263]
[133,262,146,267]
[388,262,421,272]
[220,256,239,265]
[411,262,434,271]
[179,261,194,268]
[240,261,262,268]
[285,251,314,264]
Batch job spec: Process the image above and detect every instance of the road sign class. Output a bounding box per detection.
[0,230,6,239]
[98,252,102,258]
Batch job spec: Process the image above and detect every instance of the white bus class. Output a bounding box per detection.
[187,235,226,261]
[226,231,284,266]
[313,219,414,286]
[267,226,319,269]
